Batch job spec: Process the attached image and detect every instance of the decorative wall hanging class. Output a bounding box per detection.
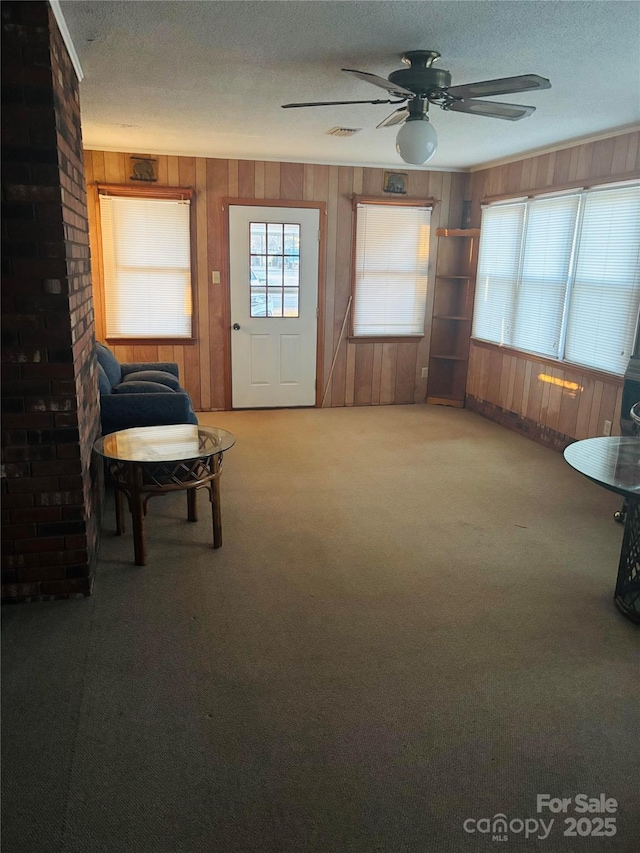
[130,157,157,182]
[383,171,408,194]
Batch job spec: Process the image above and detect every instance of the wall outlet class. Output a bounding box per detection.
[603,420,612,436]
[421,367,428,379]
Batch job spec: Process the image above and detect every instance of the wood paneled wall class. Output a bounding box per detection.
[467,341,623,439]
[85,150,466,410]
[466,130,640,441]
[467,130,640,228]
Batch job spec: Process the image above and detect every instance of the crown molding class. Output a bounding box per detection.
[470,124,640,172]
[49,0,84,82]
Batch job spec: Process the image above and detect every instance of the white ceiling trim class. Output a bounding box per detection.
[49,0,83,82]
[470,124,640,172]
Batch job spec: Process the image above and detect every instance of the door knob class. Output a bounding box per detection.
[232,323,241,330]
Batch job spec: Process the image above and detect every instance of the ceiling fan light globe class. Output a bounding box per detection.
[396,117,437,165]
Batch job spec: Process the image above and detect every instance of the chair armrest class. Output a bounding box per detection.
[120,361,180,379]
[99,392,197,434]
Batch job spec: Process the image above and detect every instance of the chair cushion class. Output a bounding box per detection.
[112,381,176,394]
[122,370,181,391]
[97,363,112,395]
[95,342,122,388]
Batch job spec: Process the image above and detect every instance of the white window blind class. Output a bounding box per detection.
[474,201,524,346]
[565,185,640,375]
[99,195,193,339]
[353,203,431,336]
[472,183,640,375]
[514,193,580,357]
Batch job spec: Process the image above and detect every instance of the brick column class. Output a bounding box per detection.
[2,1,102,601]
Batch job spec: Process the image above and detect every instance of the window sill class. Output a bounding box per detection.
[348,335,423,344]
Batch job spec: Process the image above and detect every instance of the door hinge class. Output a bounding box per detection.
[316,306,319,318]
[318,229,321,242]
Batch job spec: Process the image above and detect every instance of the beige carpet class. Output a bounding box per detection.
[2,404,639,852]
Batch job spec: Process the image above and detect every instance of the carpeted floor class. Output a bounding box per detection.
[2,404,639,852]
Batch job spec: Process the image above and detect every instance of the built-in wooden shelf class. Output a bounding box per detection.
[427,228,480,406]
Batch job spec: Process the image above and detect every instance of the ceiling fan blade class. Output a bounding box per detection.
[447,74,551,99]
[376,107,409,129]
[342,68,415,97]
[282,98,405,109]
[445,99,536,120]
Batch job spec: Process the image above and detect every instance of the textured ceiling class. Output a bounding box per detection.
[59,0,640,171]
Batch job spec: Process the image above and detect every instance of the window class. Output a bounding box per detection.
[249,221,300,317]
[473,182,640,375]
[99,189,194,339]
[352,201,432,337]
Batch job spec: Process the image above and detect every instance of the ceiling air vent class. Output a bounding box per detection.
[326,127,361,137]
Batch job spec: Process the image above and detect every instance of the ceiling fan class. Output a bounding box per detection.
[282,50,551,165]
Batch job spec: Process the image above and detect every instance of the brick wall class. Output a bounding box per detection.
[2,1,102,601]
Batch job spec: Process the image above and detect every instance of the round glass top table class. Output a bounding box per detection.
[564,436,640,623]
[94,425,236,566]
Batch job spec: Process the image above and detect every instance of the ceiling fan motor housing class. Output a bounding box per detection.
[388,66,451,96]
[388,50,452,96]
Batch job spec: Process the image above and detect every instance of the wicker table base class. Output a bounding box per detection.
[564,436,640,624]
[108,453,224,566]
[615,496,640,623]
[94,425,236,567]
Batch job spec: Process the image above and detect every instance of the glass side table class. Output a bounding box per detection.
[94,424,236,566]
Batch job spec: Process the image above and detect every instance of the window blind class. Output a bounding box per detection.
[99,195,193,339]
[514,193,579,357]
[353,203,431,336]
[472,182,640,375]
[474,201,525,346]
[564,185,640,375]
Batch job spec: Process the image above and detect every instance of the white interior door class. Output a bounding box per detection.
[229,205,319,408]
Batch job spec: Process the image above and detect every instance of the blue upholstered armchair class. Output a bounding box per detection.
[95,341,198,435]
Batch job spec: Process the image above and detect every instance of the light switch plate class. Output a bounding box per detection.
[211,270,220,284]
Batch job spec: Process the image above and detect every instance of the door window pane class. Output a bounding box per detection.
[267,223,283,254]
[284,223,300,255]
[250,287,267,317]
[284,288,299,317]
[267,289,283,317]
[250,222,266,253]
[250,221,300,318]
[267,259,283,287]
